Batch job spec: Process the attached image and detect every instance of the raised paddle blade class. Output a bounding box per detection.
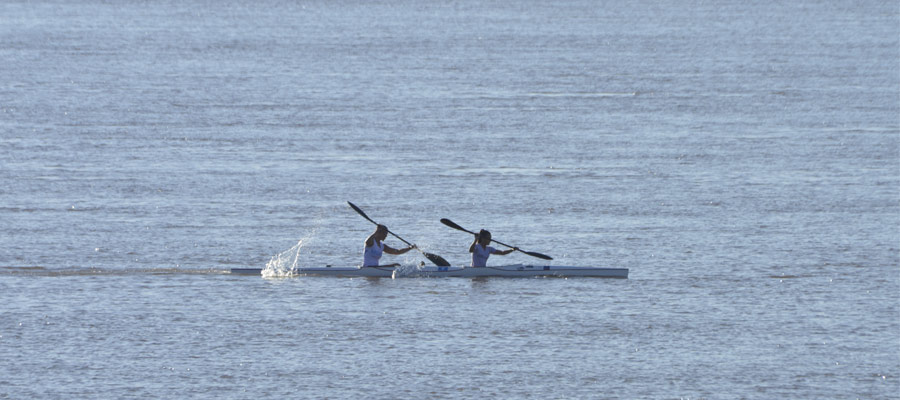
[347,201,375,224]
[440,218,475,234]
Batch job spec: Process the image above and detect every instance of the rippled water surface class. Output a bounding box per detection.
[1,0,898,398]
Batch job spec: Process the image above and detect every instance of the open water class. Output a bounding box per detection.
[2,0,898,398]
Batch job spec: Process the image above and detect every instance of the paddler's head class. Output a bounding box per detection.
[477,229,492,245]
[374,224,389,241]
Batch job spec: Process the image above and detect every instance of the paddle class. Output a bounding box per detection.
[440,218,553,260]
[347,202,451,267]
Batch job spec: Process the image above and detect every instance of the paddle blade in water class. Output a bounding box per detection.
[520,250,553,260]
[424,252,451,267]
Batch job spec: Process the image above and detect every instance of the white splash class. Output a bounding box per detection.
[391,262,427,279]
[262,239,306,278]
[262,226,322,278]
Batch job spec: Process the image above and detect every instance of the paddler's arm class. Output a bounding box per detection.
[383,244,415,255]
[492,247,516,256]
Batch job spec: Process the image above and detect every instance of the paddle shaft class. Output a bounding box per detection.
[440,218,553,260]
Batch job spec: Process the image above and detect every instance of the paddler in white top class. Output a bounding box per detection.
[363,224,415,267]
[469,229,515,267]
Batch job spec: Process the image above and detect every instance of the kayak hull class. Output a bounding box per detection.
[231,265,628,278]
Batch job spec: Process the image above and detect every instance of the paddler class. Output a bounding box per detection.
[363,224,416,267]
[469,229,515,267]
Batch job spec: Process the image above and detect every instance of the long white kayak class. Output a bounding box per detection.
[230,264,628,278]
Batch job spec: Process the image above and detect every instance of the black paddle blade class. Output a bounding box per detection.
[347,201,373,222]
[521,250,553,260]
[440,218,473,234]
[423,252,451,267]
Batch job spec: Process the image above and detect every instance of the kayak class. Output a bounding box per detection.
[230,264,628,278]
